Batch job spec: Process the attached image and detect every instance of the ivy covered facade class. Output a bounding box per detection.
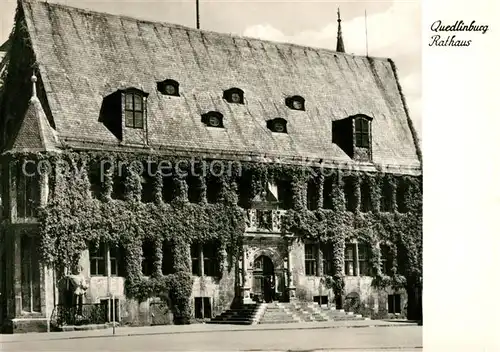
[0,1,422,333]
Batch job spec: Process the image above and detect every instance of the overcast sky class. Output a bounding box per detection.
[0,0,421,136]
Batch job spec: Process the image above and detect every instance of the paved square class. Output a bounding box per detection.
[2,325,422,351]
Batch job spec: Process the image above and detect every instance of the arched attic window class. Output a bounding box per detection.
[157,79,180,96]
[223,87,244,104]
[353,114,372,149]
[285,95,305,111]
[124,88,149,129]
[202,111,224,128]
[267,118,288,133]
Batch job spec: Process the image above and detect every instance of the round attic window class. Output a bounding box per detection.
[292,100,303,110]
[273,120,286,133]
[208,115,222,127]
[165,84,177,95]
[231,92,241,103]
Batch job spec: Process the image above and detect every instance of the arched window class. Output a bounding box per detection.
[223,87,244,104]
[124,89,147,129]
[285,95,305,111]
[354,116,370,148]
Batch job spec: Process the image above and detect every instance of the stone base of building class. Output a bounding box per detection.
[2,317,50,334]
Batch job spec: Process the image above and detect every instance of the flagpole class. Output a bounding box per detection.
[365,10,369,56]
[196,0,200,29]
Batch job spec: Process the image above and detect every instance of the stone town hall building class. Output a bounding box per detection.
[0,0,422,333]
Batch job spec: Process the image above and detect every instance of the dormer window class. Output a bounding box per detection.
[332,114,373,161]
[223,88,244,104]
[354,116,370,148]
[267,118,288,133]
[157,79,180,96]
[124,89,148,129]
[285,95,305,111]
[202,112,224,128]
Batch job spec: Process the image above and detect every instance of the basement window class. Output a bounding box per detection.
[157,79,180,96]
[388,294,401,314]
[267,118,288,133]
[194,297,212,319]
[223,87,244,104]
[202,111,224,128]
[285,95,305,111]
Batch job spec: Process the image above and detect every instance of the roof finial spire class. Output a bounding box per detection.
[336,8,345,53]
[31,71,38,100]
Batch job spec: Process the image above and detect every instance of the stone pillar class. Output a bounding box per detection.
[242,245,252,303]
[198,243,204,276]
[317,243,323,276]
[354,242,360,277]
[40,172,49,207]
[286,239,296,300]
[13,231,22,316]
[9,161,17,222]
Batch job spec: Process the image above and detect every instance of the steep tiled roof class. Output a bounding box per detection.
[18,0,420,170]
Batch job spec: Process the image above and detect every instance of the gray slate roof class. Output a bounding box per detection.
[19,0,420,170]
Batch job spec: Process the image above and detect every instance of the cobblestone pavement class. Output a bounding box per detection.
[1,324,422,351]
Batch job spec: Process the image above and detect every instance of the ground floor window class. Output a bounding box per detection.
[344,244,356,276]
[21,235,41,313]
[304,243,317,276]
[191,241,220,277]
[388,294,401,314]
[358,244,371,276]
[90,242,125,277]
[320,243,335,276]
[90,242,106,276]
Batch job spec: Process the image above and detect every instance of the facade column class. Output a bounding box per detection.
[316,243,323,276]
[13,231,22,316]
[286,238,296,300]
[242,245,252,303]
[198,243,204,277]
[354,242,360,276]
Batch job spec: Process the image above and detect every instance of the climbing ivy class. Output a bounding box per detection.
[1,149,422,322]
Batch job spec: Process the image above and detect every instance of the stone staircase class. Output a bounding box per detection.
[207,303,265,325]
[208,301,367,325]
[258,302,367,324]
